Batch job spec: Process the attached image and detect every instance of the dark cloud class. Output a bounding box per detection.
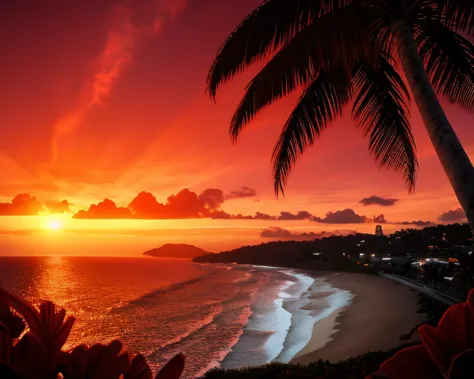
[198,188,225,210]
[278,211,313,220]
[44,200,71,214]
[260,226,293,239]
[225,186,257,199]
[312,209,367,224]
[438,208,467,223]
[0,194,44,215]
[253,212,276,220]
[373,214,387,224]
[74,199,133,219]
[210,210,261,220]
[359,195,399,207]
[260,227,353,241]
[209,210,233,219]
[398,220,435,227]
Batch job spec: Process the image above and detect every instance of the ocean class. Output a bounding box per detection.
[0,257,352,378]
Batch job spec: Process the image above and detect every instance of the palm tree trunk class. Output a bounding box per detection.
[391,20,474,230]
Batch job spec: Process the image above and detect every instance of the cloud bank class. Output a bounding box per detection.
[260,227,355,241]
[438,208,467,223]
[74,187,258,219]
[0,194,71,215]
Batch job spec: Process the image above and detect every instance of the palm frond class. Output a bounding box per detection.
[206,0,356,99]
[230,5,373,140]
[441,0,474,35]
[352,56,418,191]
[272,66,353,195]
[415,21,474,112]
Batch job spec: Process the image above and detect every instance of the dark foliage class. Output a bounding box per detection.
[194,223,473,266]
[202,345,415,379]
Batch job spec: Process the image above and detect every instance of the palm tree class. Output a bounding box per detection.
[207,0,474,228]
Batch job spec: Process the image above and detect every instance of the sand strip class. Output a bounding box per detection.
[291,272,426,364]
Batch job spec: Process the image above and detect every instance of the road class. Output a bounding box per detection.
[381,273,461,306]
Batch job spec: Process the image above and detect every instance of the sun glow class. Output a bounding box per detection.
[44,218,62,231]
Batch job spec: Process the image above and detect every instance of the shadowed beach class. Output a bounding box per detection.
[291,273,426,364]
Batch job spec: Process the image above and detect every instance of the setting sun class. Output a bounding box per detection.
[45,219,62,231]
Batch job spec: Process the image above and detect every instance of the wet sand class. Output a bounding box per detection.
[291,272,426,364]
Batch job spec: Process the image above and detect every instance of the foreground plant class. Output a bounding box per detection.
[0,289,184,379]
[367,289,474,379]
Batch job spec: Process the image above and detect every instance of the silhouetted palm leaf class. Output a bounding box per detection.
[272,66,353,195]
[441,0,474,34]
[416,20,474,112]
[207,0,355,98]
[352,56,418,191]
[230,4,372,140]
[208,0,474,196]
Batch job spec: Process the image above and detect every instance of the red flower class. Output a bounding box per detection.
[368,289,474,379]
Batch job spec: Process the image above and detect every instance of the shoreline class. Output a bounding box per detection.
[291,272,426,364]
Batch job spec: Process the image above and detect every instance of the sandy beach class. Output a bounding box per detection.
[291,272,426,364]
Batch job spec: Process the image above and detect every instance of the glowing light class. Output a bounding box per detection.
[45,219,62,231]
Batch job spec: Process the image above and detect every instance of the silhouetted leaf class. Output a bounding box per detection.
[272,65,353,195]
[416,20,474,112]
[124,354,153,379]
[229,4,373,140]
[207,0,355,98]
[352,56,417,192]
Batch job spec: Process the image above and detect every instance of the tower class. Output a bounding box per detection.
[375,224,384,237]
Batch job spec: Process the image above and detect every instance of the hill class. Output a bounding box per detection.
[144,244,208,258]
[193,223,473,266]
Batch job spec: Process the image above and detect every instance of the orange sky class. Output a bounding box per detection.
[1,0,473,255]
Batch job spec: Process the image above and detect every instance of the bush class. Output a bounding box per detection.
[202,346,413,379]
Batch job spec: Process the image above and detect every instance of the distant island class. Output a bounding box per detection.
[144,243,209,258]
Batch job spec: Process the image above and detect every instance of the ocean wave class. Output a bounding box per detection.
[111,274,211,311]
[193,304,253,378]
[153,303,226,352]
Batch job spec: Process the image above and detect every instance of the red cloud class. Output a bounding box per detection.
[76,188,222,219]
[74,199,133,219]
[45,200,72,214]
[165,189,207,218]
[0,194,44,215]
[128,191,166,218]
